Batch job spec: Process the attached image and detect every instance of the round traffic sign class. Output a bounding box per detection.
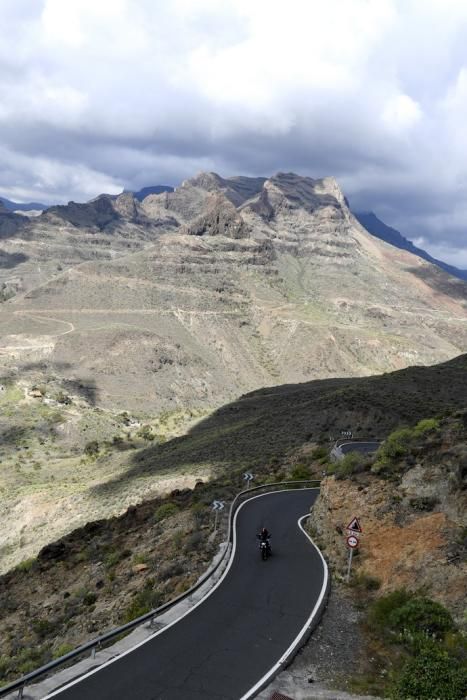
[347,535,359,549]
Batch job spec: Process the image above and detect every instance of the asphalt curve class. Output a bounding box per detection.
[46,489,323,700]
[340,441,380,455]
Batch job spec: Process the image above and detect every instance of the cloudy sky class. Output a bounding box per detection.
[1,0,467,265]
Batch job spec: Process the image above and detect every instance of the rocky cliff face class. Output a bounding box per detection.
[1,171,466,412]
[310,415,467,621]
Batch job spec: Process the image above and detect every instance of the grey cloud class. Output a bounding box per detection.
[0,0,466,261]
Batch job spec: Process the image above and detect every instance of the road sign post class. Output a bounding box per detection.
[243,472,254,489]
[346,547,353,582]
[345,517,362,582]
[211,500,225,533]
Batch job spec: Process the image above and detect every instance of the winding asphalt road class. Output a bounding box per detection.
[339,441,380,456]
[45,489,324,700]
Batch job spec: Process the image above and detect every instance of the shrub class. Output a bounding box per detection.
[389,597,454,641]
[84,440,99,458]
[137,425,155,441]
[373,418,440,475]
[154,502,179,522]
[32,619,56,638]
[335,451,369,480]
[159,562,184,581]
[290,464,311,480]
[409,496,439,511]
[392,643,467,700]
[53,643,74,659]
[368,589,413,632]
[132,553,148,565]
[83,591,97,606]
[413,417,440,435]
[312,445,329,461]
[123,587,162,622]
[55,391,72,405]
[185,532,203,551]
[104,549,124,569]
[15,557,36,573]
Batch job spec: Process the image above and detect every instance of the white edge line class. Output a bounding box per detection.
[42,487,319,699]
[239,509,329,700]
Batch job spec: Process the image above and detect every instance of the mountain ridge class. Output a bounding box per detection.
[355,210,467,282]
[0,171,466,415]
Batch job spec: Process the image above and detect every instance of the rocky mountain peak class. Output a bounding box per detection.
[263,172,348,215]
[180,192,248,239]
[112,191,140,220]
[182,171,225,192]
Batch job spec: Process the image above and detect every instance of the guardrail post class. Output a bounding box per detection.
[17,686,24,699]
[91,645,96,659]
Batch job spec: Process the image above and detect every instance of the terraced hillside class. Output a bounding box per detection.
[1,172,466,413]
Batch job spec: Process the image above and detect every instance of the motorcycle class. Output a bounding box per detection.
[258,536,271,560]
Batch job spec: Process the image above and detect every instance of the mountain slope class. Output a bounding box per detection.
[355,210,467,281]
[1,172,466,413]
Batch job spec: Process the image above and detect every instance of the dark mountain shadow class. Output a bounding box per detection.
[4,361,100,406]
[408,265,467,302]
[0,424,29,446]
[0,212,26,239]
[60,378,99,405]
[90,353,467,498]
[0,251,28,269]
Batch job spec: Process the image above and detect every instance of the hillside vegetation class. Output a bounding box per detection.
[1,355,467,692]
[2,353,467,575]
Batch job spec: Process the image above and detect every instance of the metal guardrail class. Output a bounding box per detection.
[0,479,320,699]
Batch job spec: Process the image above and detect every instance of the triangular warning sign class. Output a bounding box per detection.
[346,516,363,533]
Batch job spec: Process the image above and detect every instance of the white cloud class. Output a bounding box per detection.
[0,0,466,259]
[414,238,467,269]
[382,94,422,132]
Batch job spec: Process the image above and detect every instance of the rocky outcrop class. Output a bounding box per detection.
[180,193,249,239]
[310,417,467,621]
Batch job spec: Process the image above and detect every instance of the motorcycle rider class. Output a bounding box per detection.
[258,527,271,553]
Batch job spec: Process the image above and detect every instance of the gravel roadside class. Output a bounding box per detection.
[257,582,382,700]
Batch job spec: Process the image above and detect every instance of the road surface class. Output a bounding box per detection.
[45,489,325,700]
[339,441,380,456]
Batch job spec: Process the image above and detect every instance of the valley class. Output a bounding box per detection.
[1,171,467,578]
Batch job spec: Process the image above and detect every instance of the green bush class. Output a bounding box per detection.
[104,549,124,569]
[368,589,413,631]
[290,464,311,480]
[154,502,179,522]
[132,553,148,565]
[15,557,36,572]
[32,619,56,638]
[335,451,369,480]
[84,440,99,457]
[137,425,155,441]
[123,586,161,623]
[392,643,467,700]
[83,591,97,606]
[413,417,440,435]
[312,445,329,461]
[389,597,454,640]
[53,643,74,659]
[408,496,439,511]
[373,418,440,475]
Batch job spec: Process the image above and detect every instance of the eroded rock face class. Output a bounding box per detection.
[310,419,467,621]
[180,193,249,239]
